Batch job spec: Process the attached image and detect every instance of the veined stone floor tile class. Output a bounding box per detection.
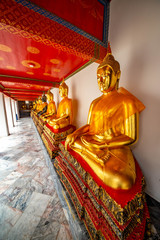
[0,159,17,174]
[1,171,22,186]
[31,220,60,240]
[0,171,22,194]
[0,118,73,240]
[0,187,33,211]
[6,213,41,240]
[6,193,52,240]
[57,223,73,240]
[0,204,22,240]
[21,192,52,217]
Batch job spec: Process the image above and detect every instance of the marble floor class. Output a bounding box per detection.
[0,117,159,240]
[0,118,73,240]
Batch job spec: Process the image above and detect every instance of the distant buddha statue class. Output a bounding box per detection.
[29,103,33,109]
[34,97,41,113]
[37,94,47,116]
[48,81,73,129]
[41,90,56,122]
[65,53,145,190]
[32,101,36,110]
[21,103,27,110]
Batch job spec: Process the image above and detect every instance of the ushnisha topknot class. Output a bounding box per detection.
[98,53,120,75]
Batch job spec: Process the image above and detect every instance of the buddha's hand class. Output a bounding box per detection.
[96,149,110,166]
[65,133,77,150]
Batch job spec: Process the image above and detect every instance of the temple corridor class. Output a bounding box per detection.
[0,117,73,240]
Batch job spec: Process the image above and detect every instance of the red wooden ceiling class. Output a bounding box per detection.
[29,0,104,41]
[0,0,109,101]
[0,29,88,100]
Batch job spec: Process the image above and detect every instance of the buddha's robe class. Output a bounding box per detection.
[37,102,47,116]
[41,101,56,121]
[70,88,145,189]
[48,97,73,128]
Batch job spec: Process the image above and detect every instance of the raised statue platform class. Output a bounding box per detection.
[54,142,150,240]
[37,117,46,136]
[41,123,76,159]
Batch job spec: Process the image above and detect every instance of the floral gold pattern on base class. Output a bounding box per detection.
[53,143,151,240]
[40,124,76,159]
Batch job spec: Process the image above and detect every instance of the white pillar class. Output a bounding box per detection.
[15,101,20,120]
[11,99,17,125]
[0,93,9,137]
[4,96,14,131]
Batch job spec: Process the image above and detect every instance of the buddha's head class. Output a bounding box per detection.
[38,96,42,104]
[59,80,68,98]
[46,90,53,102]
[97,54,121,93]
[42,93,47,103]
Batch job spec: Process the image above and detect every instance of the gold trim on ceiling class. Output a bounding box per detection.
[21,60,41,69]
[27,46,40,54]
[0,44,12,52]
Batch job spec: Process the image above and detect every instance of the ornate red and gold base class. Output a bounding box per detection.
[37,118,46,136]
[41,123,76,158]
[31,111,39,127]
[54,142,150,240]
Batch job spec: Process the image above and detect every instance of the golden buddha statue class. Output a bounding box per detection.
[34,97,41,113]
[48,81,73,129]
[32,101,36,110]
[37,94,48,116]
[65,54,145,190]
[41,90,56,122]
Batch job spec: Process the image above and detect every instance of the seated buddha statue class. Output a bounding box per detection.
[65,53,145,190]
[21,103,27,110]
[48,81,73,129]
[32,101,36,110]
[41,90,56,122]
[37,94,48,116]
[34,97,41,113]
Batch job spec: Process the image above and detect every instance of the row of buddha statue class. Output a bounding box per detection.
[33,80,73,130]
[32,53,145,191]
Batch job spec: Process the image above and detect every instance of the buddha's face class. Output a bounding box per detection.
[47,94,51,102]
[59,86,67,98]
[97,66,118,93]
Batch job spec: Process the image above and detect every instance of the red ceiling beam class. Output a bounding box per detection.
[4,91,42,95]
[0,75,56,88]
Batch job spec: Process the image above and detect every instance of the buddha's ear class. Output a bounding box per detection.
[117,70,121,80]
[65,88,68,96]
[115,71,121,90]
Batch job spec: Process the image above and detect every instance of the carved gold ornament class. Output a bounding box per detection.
[27,46,40,54]
[50,59,60,64]
[53,68,60,72]
[22,60,41,69]
[6,65,16,70]
[0,44,12,52]
[43,73,51,76]
[26,71,34,75]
